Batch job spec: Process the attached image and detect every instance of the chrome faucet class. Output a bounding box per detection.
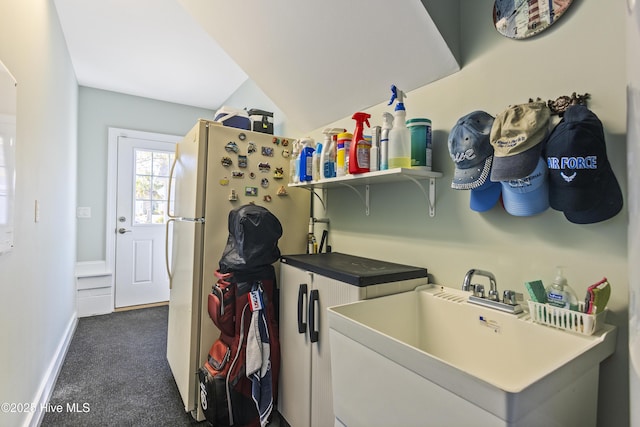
[462,269,498,301]
[462,269,523,314]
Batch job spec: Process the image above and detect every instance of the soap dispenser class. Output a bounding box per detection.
[546,266,579,310]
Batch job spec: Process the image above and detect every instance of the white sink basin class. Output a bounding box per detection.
[328,285,616,427]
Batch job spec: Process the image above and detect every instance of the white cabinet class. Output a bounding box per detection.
[277,253,428,427]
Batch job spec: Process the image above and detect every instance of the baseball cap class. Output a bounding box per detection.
[470,179,502,212]
[544,105,623,224]
[500,156,549,216]
[490,101,551,182]
[448,111,495,189]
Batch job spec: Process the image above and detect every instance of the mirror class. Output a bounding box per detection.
[0,60,16,254]
[493,0,574,40]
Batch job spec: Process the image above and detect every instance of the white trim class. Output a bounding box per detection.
[106,128,181,309]
[25,313,78,427]
[75,260,111,278]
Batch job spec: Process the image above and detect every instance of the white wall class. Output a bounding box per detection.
[627,1,640,426]
[76,87,214,262]
[300,1,628,426]
[0,0,78,425]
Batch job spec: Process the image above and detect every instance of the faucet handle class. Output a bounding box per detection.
[503,290,523,305]
[487,288,499,302]
[473,284,485,298]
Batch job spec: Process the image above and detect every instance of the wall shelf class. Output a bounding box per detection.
[289,168,443,217]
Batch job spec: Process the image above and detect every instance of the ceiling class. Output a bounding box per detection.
[53,0,248,109]
[53,0,460,131]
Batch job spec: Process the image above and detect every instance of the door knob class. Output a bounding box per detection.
[118,228,132,234]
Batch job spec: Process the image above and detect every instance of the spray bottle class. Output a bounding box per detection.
[387,85,411,169]
[312,143,322,181]
[349,112,372,174]
[290,140,300,184]
[380,112,393,171]
[298,137,315,182]
[320,128,344,179]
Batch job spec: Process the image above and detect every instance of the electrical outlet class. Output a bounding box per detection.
[76,206,92,219]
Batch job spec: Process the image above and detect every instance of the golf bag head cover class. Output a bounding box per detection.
[219,204,283,273]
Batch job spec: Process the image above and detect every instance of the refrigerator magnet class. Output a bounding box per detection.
[259,162,271,172]
[261,146,274,157]
[238,155,248,168]
[229,189,238,201]
[277,186,288,196]
[261,178,269,188]
[225,141,239,153]
[263,195,272,202]
[221,156,232,167]
[219,177,229,186]
[247,142,257,154]
[274,168,284,179]
[245,187,258,197]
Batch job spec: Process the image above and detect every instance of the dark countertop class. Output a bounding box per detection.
[280,252,427,287]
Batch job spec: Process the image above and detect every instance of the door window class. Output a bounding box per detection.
[134,149,174,225]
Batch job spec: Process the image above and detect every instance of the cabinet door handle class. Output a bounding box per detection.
[297,284,308,334]
[309,289,319,343]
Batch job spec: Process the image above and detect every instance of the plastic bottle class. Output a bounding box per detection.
[407,118,432,171]
[290,140,300,184]
[298,137,315,182]
[546,266,579,310]
[370,126,381,172]
[320,128,344,179]
[312,143,322,181]
[336,132,352,177]
[387,85,412,169]
[380,112,393,171]
[349,112,372,174]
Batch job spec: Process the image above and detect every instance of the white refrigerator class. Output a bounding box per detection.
[165,119,309,421]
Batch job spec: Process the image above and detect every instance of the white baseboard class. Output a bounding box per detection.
[24,312,77,427]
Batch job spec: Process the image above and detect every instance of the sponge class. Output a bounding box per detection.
[588,278,611,314]
[525,280,547,304]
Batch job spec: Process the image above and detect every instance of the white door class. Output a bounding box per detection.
[115,136,175,308]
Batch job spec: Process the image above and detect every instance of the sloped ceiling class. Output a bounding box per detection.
[54,0,459,131]
[53,0,248,108]
[179,0,460,130]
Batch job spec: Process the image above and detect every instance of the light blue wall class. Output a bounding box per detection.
[300,2,629,426]
[626,2,640,426]
[76,87,214,261]
[0,0,78,425]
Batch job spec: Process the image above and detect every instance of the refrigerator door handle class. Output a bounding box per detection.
[165,218,176,285]
[166,144,179,220]
[297,284,308,334]
[309,289,320,343]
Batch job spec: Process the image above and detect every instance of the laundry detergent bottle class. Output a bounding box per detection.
[349,112,372,174]
[387,85,411,169]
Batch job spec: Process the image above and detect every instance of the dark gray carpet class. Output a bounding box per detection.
[41,306,205,427]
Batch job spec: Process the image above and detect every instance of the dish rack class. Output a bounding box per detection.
[527,301,607,336]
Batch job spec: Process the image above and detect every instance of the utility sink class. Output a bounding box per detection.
[328,285,616,427]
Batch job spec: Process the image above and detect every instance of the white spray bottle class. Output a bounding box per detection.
[380,112,393,171]
[290,140,300,184]
[387,85,411,169]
